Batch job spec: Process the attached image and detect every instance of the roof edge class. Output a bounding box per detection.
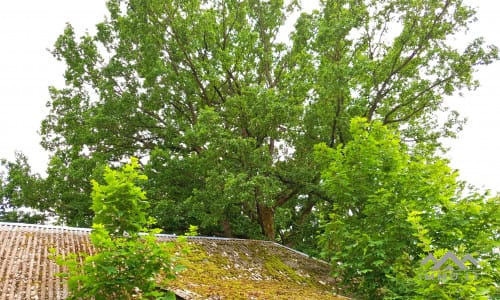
[0,222,328,264]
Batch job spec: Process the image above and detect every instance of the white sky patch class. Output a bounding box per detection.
[0,0,108,175]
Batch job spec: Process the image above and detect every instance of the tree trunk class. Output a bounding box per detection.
[257,203,275,241]
[222,218,233,238]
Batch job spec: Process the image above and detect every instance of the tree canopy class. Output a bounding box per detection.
[0,153,47,223]
[30,0,496,245]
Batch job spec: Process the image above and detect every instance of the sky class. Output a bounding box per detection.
[0,1,499,192]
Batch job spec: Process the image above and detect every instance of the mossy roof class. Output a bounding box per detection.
[0,222,349,299]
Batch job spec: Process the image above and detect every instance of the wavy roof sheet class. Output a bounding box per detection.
[0,222,348,299]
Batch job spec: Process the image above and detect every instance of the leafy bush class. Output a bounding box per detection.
[316,118,499,299]
[53,158,188,299]
[394,197,500,300]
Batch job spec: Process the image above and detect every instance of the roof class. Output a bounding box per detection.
[0,222,348,299]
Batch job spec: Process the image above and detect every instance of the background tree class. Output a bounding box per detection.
[11,0,497,250]
[0,152,46,223]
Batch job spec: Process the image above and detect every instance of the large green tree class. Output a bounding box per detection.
[27,0,497,247]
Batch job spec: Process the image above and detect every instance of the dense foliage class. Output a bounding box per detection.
[0,153,47,223]
[53,158,184,299]
[315,118,499,299]
[1,0,499,298]
[402,194,499,300]
[28,0,496,245]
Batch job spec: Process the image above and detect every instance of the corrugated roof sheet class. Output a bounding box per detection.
[0,222,92,300]
[0,222,347,299]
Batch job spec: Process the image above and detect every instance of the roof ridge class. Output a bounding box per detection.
[0,221,92,232]
[0,222,326,263]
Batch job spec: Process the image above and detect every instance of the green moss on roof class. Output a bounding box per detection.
[0,223,349,299]
[163,238,348,299]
